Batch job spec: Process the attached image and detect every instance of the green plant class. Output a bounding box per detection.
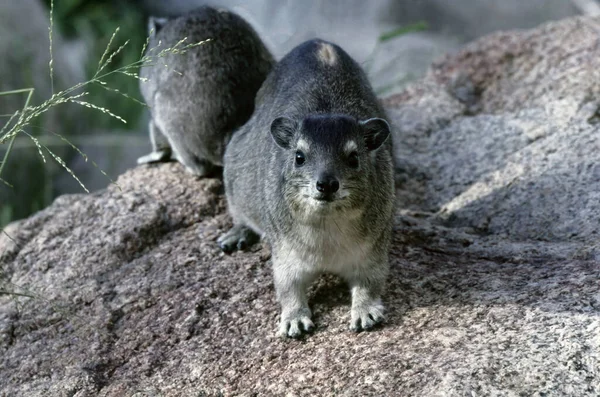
[0,205,12,229]
[0,1,148,228]
[378,21,428,42]
[0,2,209,189]
[363,21,429,95]
[43,0,148,130]
[0,0,210,296]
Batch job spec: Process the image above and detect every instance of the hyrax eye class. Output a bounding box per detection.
[348,151,359,168]
[295,150,306,166]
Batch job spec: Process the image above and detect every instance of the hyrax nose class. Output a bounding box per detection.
[316,177,340,194]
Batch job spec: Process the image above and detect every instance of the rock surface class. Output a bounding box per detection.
[1,16,600,397]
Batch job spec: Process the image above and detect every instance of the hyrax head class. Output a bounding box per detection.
[270,114,390,216]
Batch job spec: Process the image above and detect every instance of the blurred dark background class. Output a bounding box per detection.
[0,0,592,227]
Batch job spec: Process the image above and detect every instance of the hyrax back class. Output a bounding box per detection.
[138,6,274,176]
[220,39,395,338]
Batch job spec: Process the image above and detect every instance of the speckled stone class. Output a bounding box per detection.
[1,16,600,397]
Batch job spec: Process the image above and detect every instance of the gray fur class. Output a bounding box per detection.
[220,39,395,338]
[138,6,274,176]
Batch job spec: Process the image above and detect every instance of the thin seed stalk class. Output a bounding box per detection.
[48,0,55,94]
[0,133,17,178]
[0,88,34,178]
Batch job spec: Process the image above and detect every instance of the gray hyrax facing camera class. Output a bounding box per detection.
[138,6,274,176]
[219,39,395,338]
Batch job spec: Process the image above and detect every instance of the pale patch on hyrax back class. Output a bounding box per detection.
[344,140,357,153]
[297,139,310,152]
[317,43,338,66]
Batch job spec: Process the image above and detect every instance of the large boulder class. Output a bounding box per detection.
[386,16,600,258]
[1,16,599,396]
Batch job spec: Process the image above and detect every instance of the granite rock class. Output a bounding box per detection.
[1,16,599,397]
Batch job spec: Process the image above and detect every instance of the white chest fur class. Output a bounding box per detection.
[279,215,373,275]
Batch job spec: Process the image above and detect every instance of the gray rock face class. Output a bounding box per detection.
[386,17,600,257]
[1,16,600,396]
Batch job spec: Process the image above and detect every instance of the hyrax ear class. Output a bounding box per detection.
[148,16,169,36]
[360,118,391,151]
[270,117,298,149]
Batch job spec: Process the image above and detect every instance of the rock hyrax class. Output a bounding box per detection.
[138,6,274,176]
[219,39,395,338]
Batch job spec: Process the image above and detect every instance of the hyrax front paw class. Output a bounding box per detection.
[350,300,385,332]
[278,308,314,338]
[217,224,259,253]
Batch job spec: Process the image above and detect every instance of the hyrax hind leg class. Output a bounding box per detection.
[169,139,218,177]
[217,224,260,253]
[137,119,172,164]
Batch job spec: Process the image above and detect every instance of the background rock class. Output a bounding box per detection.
[1,16,600,397]
[141,0,580,61]
[386,16,600,255]
[1,0,587,226]
[140,0,581,96]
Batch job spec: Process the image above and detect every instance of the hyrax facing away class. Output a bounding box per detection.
[220,39,395,338]
[138,6,274,176]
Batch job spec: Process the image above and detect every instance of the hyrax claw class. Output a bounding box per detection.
[278,309,315,338]
[217,225,259,254]
[350,302,386,332]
